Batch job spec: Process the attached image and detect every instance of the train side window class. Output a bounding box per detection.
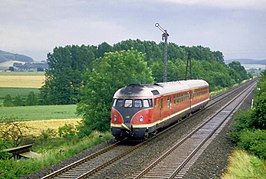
[134,99,142,108]
[143,99,150,107]
[149,99,153,107]
[160,98,163,109]
[124,99,133,108]
[115,99,124,107]
[167,97,171,108]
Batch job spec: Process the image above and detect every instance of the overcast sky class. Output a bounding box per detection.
[1,0,266,61]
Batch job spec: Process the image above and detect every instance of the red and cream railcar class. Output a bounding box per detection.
[111,80,209,139]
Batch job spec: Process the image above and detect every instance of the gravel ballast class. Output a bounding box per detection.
[183,89,255,179]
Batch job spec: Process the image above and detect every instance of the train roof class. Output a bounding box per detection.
[113,80,209,98]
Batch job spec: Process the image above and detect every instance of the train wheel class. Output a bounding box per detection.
[115,135,125,141]
[143,130,149,140]
[152,129,158,136]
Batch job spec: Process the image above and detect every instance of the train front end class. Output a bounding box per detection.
[110,84,154,139]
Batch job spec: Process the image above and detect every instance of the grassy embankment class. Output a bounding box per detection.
[0,131,113,178]
[222,150,266,179]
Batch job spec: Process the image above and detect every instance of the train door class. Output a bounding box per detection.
[189,90,193,111]
[160,97,163,119]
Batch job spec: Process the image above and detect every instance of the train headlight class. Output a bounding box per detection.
[139,115,144,122]
[114,115,117,122]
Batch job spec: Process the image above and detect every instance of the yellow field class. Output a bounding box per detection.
[0,75,45,88]
[0,118,82,136]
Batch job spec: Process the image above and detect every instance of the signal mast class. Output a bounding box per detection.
[155,23,169,82]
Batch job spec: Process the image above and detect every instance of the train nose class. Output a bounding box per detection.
[121,123,131,131]
[122,114,132,130]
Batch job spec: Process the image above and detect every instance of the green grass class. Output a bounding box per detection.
[222,149,266,179]
[0,131,113,178]
[0,87,40,106]
[0,104,78,122]
[0,72,44,76]
[0,87,39,97]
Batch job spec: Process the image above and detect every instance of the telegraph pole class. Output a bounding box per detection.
[186,50,192,80]
[155,23,169,82]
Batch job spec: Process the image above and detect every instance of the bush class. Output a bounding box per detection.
[0,121,31,147]
[230,72,266,159]
[230,109,254,142]
[0,139,12,160]
[58,124,77,138]
[39,128,57,141]
[238,129,266,159]
[13,95,25,106]
[26,91,38,106]
[3,94,13,107]
[252,93,266,129]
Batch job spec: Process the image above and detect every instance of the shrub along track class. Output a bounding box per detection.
[26,80,256,179]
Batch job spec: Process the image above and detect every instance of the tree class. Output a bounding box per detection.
[252,70,266,129]
[13,95,24,106]
[26,91,38,106]
[40,45,96,104]
[3,95,13,107]
[151,60,163,82]
[96,42,113,58]
[77,50,154,136]
[228,61,248,82]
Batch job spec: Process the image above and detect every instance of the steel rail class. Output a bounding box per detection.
[41,141,121,179]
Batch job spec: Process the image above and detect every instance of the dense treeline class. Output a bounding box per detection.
[39,39,249,135]
[40,39,248,105]
[231,71,266,159]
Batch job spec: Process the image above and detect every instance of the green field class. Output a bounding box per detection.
[0,72,45,76]
[0,72,43,105]
[0,87,40,105]
[0,72,80,122]
[0,104,78,122]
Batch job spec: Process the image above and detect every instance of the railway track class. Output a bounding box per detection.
[41,79,256,179]
[42,131,159,178]
[133,80,257,179]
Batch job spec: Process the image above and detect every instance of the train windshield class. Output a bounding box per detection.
[134,99,142,107]
[124,99,133,107]
[113,99,153,108]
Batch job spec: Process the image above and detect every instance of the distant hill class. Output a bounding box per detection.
[0,50,33,63]
[225,59,266,65]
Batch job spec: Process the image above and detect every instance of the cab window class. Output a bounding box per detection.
[143,99,150,107]
[124,99,133,108]
[149,99,153,107]
[134,99,142,108]
[115,99,124,107]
